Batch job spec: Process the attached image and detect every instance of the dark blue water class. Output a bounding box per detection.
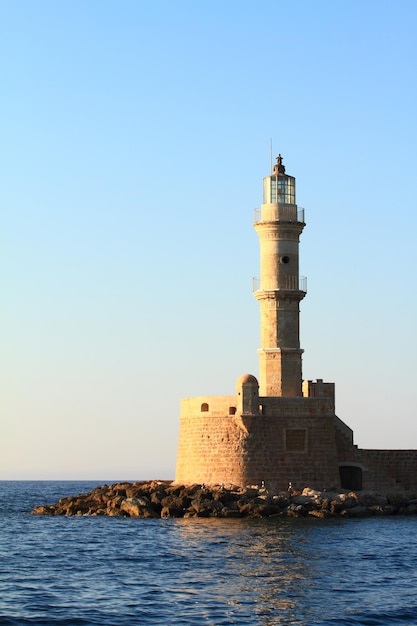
[1,482,417,625]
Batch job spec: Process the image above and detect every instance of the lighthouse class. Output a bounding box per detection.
[253,154,306,397]
[174,152,417,493]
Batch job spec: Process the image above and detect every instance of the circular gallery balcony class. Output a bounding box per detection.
[252,275,307,293]
[254,207,305,224]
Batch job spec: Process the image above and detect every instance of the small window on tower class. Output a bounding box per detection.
[201,403,209,412]
[281,256,290,264]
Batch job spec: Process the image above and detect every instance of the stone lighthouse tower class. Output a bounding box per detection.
[175,153,341,490]
[254,154,306,397]
[175,153,378,492]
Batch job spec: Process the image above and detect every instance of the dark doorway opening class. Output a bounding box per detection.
[339,465,362,491]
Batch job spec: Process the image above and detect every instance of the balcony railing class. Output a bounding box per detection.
[254,207,305,223]
[252,275,307,293]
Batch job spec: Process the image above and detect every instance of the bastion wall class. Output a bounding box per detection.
[175,378,417,492]
[175,379,343,492]
[336,437,417,492]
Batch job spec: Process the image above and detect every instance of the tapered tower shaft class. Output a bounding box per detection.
[253,155,306,397]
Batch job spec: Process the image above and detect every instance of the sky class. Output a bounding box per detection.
[2,0,417,480]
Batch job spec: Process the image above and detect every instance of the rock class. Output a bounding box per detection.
[107,495,124,511]
[91,508,107,516]
[220,507,242,518]
[161,494,191,510]
[212,490,236,506]
[340,505,368,517]
[369,505,396,515]
[308,509,329,519]
[272,495,290,509]
[120,497,158,518]
[236,500,258,516]
[150,488,167,502]
[164,485,183,497]
[107,508,122,517]
[357,492,388,507]
[31,505,56,515]
[285,503,306,517]
[302,488,322,497]
[241,487,259,498]
[160,505,184,518]
[291,495,318,511]
[327,492,358,514]
[191,498,222,517]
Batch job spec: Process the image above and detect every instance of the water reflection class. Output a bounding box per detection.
[170,518,323,624]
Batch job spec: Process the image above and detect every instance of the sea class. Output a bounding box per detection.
[1,481,417,626]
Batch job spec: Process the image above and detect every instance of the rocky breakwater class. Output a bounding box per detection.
[31,481,417,519]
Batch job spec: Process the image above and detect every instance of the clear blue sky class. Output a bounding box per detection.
[2,0,417,479]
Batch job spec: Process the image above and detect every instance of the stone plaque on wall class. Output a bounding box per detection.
[285,429,307,452]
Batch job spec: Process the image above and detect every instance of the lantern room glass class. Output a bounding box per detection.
[263,175,296,205]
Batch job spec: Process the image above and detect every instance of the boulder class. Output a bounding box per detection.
[357,492,388,507]
[291,495,319,511]
[271,495,290,509]
[302,488,322,497]
[120,497,158,518]
[190,498,222,517]
[369,505,396,516]
[160,505,184,518]
[160,494,191,510]
[340,505,368,517]
[308,509,330,519]
[285,503,306,517]
[31,505,56,515]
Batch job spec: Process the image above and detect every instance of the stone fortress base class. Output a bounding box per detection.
[175,155,417,493]
[175,375,417,493]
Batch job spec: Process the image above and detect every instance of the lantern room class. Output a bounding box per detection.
[263,154,296,205]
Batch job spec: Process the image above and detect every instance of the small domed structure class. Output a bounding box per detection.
[236,374,259,415]
[236,374,259,387]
